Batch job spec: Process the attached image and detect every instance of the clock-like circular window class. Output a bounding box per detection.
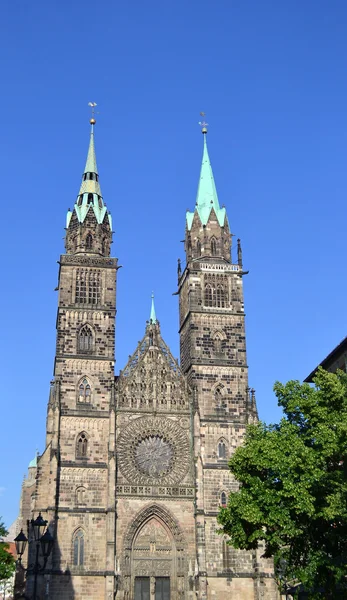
[117,416,190,485]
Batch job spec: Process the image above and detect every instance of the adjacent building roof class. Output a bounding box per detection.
[305,335,347,382]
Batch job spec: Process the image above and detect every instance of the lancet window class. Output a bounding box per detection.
[213,331,224,353]
[218,440,226,459]
[204,284,213,307]
[210,237,217,256]
[196,239,201,257]
[76,487,86,505]
[78,378,91,403]
[76,432,88,458]
[78,325,93,353]
[86,233,93,249]
[216,284,226,308]
[73,530,85,566]
[220,491,227,507]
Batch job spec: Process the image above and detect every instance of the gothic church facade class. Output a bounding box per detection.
[17,119,278,600]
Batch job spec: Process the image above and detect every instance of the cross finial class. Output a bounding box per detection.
[88,101,97,125]
[199,111,208,134]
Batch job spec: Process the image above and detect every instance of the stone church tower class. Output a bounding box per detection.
[16,118,278,599]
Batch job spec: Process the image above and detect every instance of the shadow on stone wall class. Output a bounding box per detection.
[15,521,75,600]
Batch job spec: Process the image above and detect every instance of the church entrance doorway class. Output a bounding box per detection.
[134,576,170,600]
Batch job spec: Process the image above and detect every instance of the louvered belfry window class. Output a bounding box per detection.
[75,269,101,305]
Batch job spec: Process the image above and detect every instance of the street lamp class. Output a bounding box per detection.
[14,513,54,600]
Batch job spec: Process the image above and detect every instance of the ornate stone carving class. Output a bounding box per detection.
[61,255,116,268]
[117,416,190,486]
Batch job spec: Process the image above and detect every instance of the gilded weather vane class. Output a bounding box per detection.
[199,111,208,134]
[88,101,97,125]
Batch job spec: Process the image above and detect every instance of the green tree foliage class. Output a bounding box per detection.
[0,519,15,582]
[218,368,347,599]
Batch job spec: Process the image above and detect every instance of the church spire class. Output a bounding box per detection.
[66,108,111,230]
[186,121,227,231]
[150,293,157,324]
[78,123,101,197]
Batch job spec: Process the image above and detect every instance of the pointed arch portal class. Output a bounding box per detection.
[122,504,186,600]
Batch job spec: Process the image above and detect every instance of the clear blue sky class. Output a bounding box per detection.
[1,0,347,528]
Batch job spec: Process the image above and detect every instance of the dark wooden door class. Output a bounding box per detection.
[155,577,170,600]
[134,577,150,600]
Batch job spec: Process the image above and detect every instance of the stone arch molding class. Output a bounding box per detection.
[123,503,186,556]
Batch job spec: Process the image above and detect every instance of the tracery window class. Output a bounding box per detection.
[73,530,84,566]
[218,440,226,459]
[204,284,214,307]
[216,284,226,308]
[78,378,91,403]
[211,237,217,256]
[204,274,228,308]
[76,432,88,458]
[220,491,227,507]
[78,325,93,352]
[75,270,101,305]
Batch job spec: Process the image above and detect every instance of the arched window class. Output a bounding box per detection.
[76,432,88,458]
[218,440,226,459]
[87,193,93,205]
[78,325,93,352]
[220,491,227,507]
[73,530,84,566]
[214,332,223,353]
[86,233,93,250]
[76,487,86,506]
[78,378,91,403]
[98,197,103,209]
[216,284,226,308]
[73,236,78,252]
[204,284,214,307]
[211,237,217,256]
[196,239,201,257]
[215,387,223,407]
[77,194,83,206]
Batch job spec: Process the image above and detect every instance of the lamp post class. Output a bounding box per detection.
[14,513,54,600]
[276,559,289,600]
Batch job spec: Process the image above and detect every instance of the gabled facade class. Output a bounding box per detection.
[16,120,279,599]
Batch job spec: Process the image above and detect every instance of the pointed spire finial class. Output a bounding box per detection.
[150,292,157,324]
[199,111,208,134]
[88,101,97,126]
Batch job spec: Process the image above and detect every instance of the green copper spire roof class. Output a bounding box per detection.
[66,121,112,229]
[28,454,38,468]
[150,293,157,324]
[186,132,227,230]
[83,124,98,174]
